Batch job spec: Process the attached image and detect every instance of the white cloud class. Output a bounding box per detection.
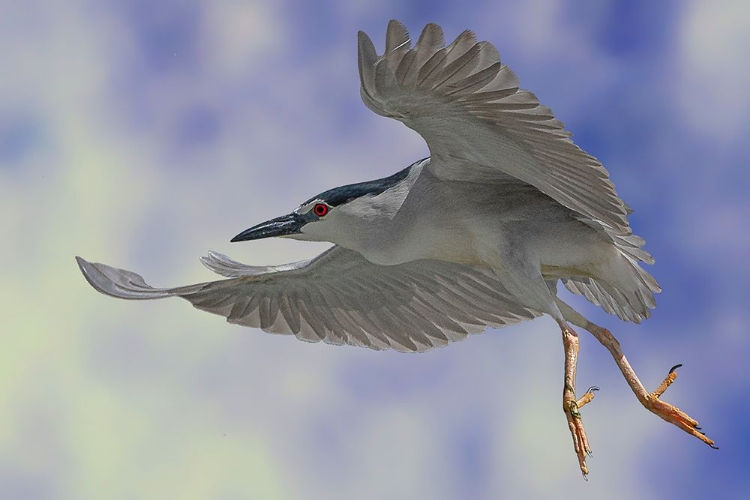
[202,0,285,79]
[677,0,750,141]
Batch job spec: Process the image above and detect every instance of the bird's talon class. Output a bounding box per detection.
[565,393,592,478]
[643,372,718,450]
[668,363,683,374]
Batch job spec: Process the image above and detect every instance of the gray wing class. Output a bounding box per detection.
[358,21,633,237]
[76,247,539,353]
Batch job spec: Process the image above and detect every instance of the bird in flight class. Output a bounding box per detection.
[77,20,716,476]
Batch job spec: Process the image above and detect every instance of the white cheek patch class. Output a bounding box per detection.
[296,199,323,215]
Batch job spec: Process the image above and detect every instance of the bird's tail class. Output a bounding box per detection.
[562,234,661,323]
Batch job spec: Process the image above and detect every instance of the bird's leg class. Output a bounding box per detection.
[555,299,717,449]
[559,322,596,477]
[585,323,717,448]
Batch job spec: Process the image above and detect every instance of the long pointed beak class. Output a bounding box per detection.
[230,213,305,242]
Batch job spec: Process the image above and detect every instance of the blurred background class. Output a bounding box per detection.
[1,0,749,498]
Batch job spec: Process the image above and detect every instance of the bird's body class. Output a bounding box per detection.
[338,159,576,268]
[77,20,715,476]
[302,157,653,324]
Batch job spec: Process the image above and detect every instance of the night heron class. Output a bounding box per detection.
[77,20,716,476]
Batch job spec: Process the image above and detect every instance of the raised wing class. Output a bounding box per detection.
[76,247,539,353]
[358,21,633,236]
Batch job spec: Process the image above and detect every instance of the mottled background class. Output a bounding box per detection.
[2,0,749,498]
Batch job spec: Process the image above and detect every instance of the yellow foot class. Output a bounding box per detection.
[645,364,718,449]
[565,386,598,478]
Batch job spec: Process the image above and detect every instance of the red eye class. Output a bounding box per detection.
[313,203,329,217]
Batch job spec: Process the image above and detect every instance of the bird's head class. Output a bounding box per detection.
[231,162,421,246]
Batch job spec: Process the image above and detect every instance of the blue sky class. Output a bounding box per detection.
[1,1,749,498]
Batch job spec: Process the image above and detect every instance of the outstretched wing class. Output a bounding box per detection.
[358,21,633,237]
[77,247,539,353]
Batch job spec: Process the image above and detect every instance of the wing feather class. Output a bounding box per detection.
[358,21,633,236]
[76,247,539,353]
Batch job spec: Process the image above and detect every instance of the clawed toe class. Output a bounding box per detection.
[576,386,599,409]
[554,314,718,478]
[645,364,718,449]
[565,398,593,477]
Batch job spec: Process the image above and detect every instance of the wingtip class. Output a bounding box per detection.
[75,255,95,281]
[357,29,376,54]
[76,255,112,296]
[385,20,410,53]
[417,23,446,49]
[387,19,406,30]
[75,255,170,300]
[76,255,98,293]
[357,29,371,43]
